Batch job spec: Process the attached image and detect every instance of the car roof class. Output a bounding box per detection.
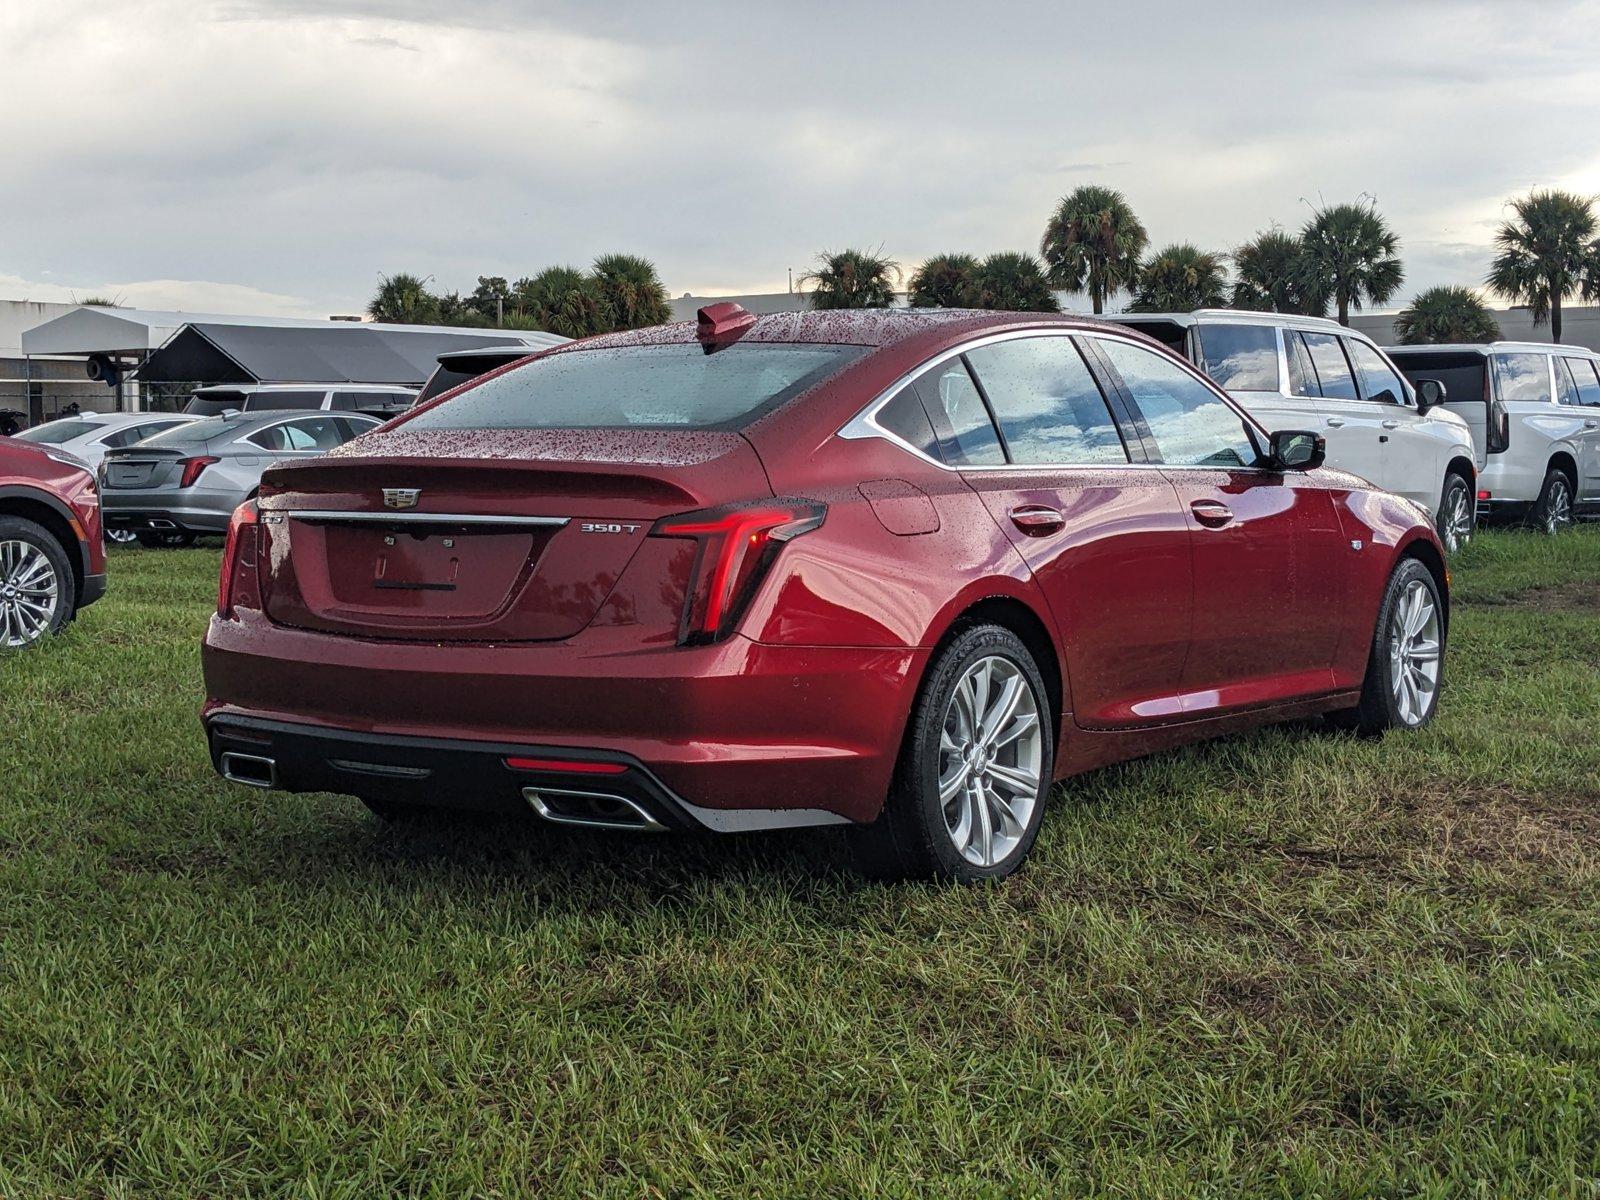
[559,307,1117,355]
[1107,309,1349,332]
[1386,341,1598,357]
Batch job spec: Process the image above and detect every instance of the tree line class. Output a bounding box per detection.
[802,186,1600,344]
[368,189,1600,345]
[367,254,672,338]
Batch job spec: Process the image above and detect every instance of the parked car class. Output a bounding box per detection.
[1388,342,1600,533]
[414,346,545,407]
[183,383,418,419]
[202,307,1449,881]
[1107,310,1480,551]
[101,411,382,547]
[0,433,106,648]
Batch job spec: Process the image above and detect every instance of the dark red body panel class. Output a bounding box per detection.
[200,311,1447,829]
[0,437,106,607]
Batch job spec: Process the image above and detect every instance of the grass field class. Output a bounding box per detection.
[2,530,1598,1198]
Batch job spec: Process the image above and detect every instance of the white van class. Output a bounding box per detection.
[1108,310,1481,550]
[1388,342,1600,533]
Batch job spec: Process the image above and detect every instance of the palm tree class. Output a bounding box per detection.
[1231,229,1323,315]
[591,253,672,331]
[799,249,900,309]
[1484,189,1600,343]
[1298,201,1404,326]
[1394,286,1502,344]
[972,252,1060,312]
[368,273,440,324]
[514,266,608,338]
[1039,185,1147,314]
[908,253,981,308]
[1129,244,1229,312]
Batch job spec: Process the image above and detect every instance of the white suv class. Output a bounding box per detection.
[1388,342,1600,533]
[1109,311,1480,550]
[183,383,418,418]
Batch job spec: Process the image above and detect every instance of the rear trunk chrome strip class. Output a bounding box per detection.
[279,511,570,527]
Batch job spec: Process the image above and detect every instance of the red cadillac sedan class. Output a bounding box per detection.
[0,433,106,648]
[202,306,1447,880]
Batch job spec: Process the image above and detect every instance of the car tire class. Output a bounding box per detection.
[135,531,197,549]
[847,624,1053,882]
[1327,557,1444,736]
[0,515,77,650]
[1529,465,1575,535]
[1435,472,1474,552]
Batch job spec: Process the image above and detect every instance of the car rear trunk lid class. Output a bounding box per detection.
[254,428,772,642]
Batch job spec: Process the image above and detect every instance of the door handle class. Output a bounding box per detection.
[1325,417,1345,427]
[1190,499,1234,528]
[1382,419,1401,430]
[1585,419,1599,429]
[1008,504,1065,535]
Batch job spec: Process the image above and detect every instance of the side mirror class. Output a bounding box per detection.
[1414,378,1447,411]
[1270,429,1325,471]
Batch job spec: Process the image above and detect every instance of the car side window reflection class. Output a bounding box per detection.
[1285,331,1321,398]
[912,359,1006,466]
[1095,338,1257,468]
[1300,333,1359,401]
[1562,357,1600,406]
[964,337,1128,466]
[1493,353,1552,403]
[1346,338,1409,406]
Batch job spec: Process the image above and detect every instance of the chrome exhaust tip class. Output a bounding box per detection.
[220,751,277,789]
[523,787,668,833]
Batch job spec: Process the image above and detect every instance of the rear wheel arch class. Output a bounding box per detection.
[1548,450,1578,488]
[1444,456,1475,488]
[1397,536,1449,636]
[0,490,83,601]
[926,594,1064,752]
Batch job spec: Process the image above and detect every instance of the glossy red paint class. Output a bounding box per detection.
[0,435,107,609]
[200,310,1446,832]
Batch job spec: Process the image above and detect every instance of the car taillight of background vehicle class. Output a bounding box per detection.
[218,499,260,617]
[649,499,825,644]
[179,456,220,488]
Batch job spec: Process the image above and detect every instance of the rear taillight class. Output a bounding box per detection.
[650,499,825,644]
[178,456,220,488]
[218,500,260,618]
[1488,400,1510,454]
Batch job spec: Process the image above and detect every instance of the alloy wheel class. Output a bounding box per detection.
[938,655,1044,867]
[1544,476,1573,534]
[1441,486,1472,552]
[1387,578,1441,726]
[106,528,139,545]
[0,539,61,648]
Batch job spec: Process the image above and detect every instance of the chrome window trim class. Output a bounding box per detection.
[838,326,1274,474]
[281,511,570,527]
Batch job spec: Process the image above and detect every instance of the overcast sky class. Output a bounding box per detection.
[3,0,1598,318]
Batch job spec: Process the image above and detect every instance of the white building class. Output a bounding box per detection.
[0,300,122,425]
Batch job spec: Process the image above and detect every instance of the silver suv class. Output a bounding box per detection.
[1109,310,1480,550]
[184,383,417,419]
[1389,342,1600,533]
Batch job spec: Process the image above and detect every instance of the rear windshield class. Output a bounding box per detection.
[416,366,477,403]
[185,390,326,416]
[405,342,866,431]
[1391,352,1489,405]
[1198,324,1280,391]
[139,416,241,447]
[13,419,100,444]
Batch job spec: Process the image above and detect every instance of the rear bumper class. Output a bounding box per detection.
[201,613,925,828]
[81,572,107,607]
[102,489,238,533]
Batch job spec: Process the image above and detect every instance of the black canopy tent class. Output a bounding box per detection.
[135,323,555,385]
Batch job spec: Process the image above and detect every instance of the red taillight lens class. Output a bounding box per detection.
[217,500,260,618]
[178,456,220,488]
[504,757,628,775]
[650,499,826,644]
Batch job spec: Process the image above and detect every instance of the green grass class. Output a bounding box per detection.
[1,532,1598,1198]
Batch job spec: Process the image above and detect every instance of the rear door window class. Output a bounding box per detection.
[1196,324,1280,392]
[873,385,942,462]
[964,336,1128,465]
[1346,338,1409,405]
[1300,333,1359,401]
[286,416,346,450]
[1285,331,1321,397]
[1493,353,1552,403]
[913,358,1006,466]
[1555,358,1582,406]
[1562,357,1600,406]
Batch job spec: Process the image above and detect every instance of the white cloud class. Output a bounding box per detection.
[2,0,1598,312]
